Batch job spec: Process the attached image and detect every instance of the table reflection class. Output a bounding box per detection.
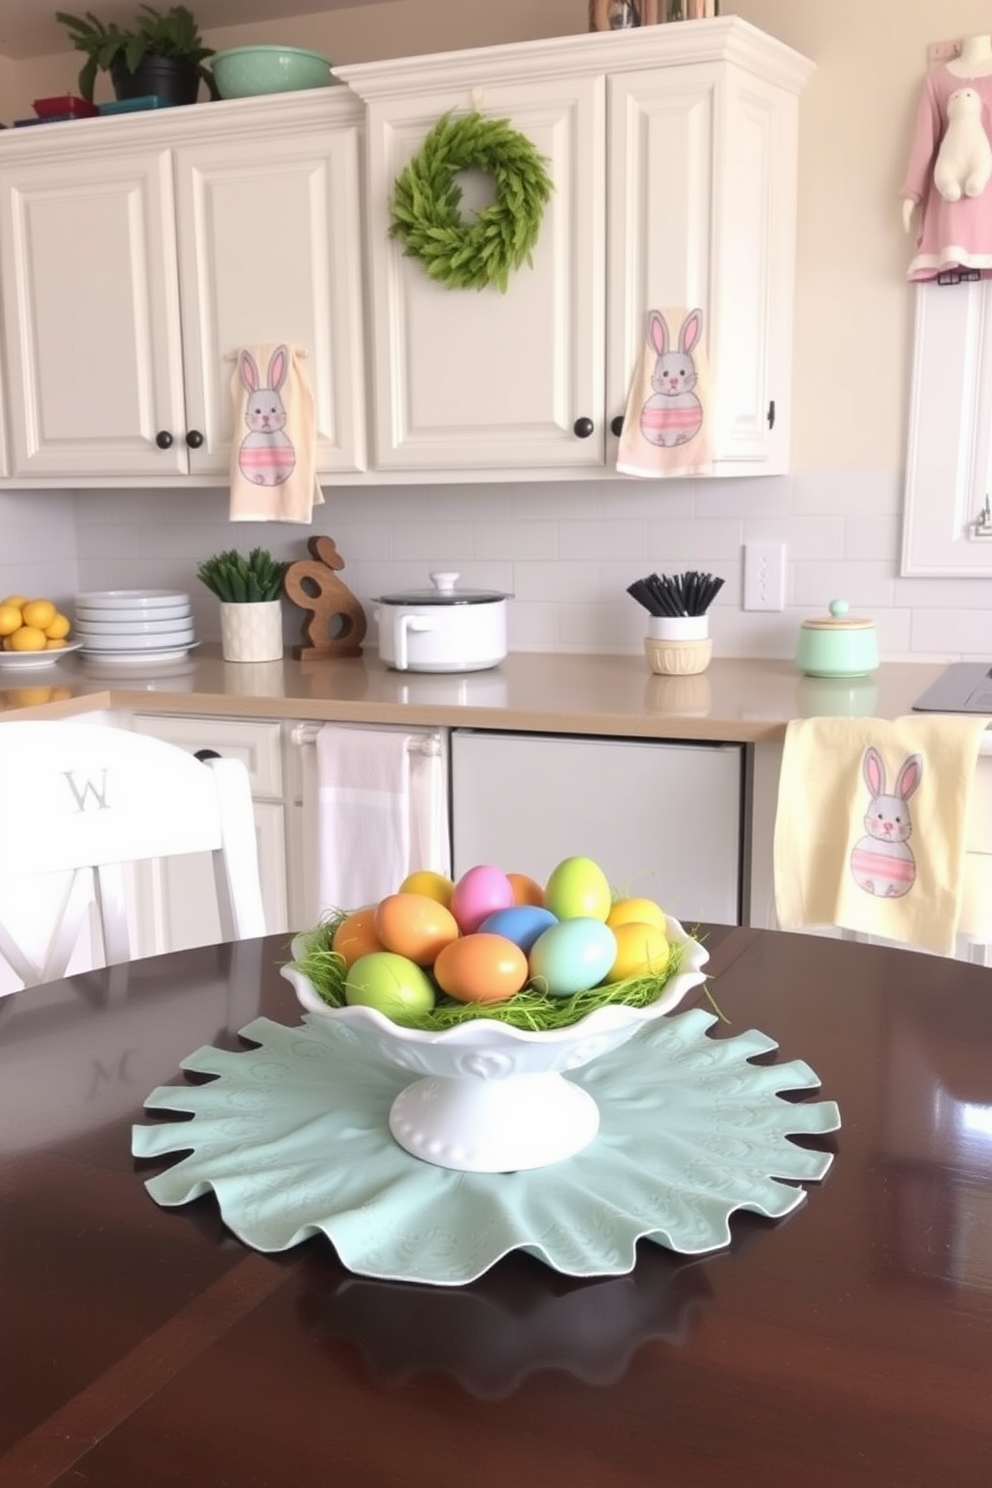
[872,984,992,1294]
[297,1245,715,1399]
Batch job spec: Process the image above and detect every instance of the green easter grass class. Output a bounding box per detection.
[287,911,689,1032]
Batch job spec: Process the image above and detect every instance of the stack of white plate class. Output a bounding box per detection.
[74,590,198,662]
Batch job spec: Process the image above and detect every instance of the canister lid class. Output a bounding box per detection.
[375,571,511,605]
[799,599,874,631]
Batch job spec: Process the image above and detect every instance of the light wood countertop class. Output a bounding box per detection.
[0,647,952,741]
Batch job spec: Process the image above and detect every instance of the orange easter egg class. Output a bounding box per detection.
[331,907,384,968]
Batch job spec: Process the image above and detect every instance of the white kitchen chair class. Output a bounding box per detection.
[0,720,266,992]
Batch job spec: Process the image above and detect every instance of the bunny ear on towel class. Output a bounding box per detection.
[616,307,714,478]
[227,343,324,524]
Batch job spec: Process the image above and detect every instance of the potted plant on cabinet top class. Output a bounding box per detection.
[55,5,219,106]
[197,547,288,663]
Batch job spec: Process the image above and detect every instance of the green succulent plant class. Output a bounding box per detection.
[55,5,218,104]
[196,548,287,604]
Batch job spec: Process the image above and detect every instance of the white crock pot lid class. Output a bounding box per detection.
[375,571,511,606]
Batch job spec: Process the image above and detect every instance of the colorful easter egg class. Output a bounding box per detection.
[606,896,667,933]
[330,906,384,968]
[544,856,612,922]
[373,892,459,966]
[398,869,455,907]
[507,872,545,907]
[433,933,529,1004]
[344,952,436,1023]
[604,921,670,984]
[528,918,617,997]
[449,864,515,935]
[478,904,558,953]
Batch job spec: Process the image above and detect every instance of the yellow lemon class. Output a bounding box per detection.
[1,594,28,610]
[1,637,12,650]
[607,896,667,932]
[398,870,455,906]
[44,638,67,649]
[21,599,56,631]
[604,921,670,984]
[9,685,53,707]
[44,612,71,640]
[0,604,23,636]
[9,626,48,652]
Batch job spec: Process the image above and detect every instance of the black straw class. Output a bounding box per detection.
[626,570,725,618]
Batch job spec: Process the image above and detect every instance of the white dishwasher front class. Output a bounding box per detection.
[450,730,745,926]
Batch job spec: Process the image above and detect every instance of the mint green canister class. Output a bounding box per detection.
[795,599,879,679]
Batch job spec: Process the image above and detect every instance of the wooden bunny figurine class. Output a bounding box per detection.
[283,536,367,659]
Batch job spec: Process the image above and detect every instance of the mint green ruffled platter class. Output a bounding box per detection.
[133,1007,841,1286]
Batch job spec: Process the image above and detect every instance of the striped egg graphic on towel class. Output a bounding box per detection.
[850,745,922,899]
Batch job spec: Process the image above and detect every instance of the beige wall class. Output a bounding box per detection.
[10,0,987,479]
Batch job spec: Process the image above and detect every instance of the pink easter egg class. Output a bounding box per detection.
[449,864,515,935]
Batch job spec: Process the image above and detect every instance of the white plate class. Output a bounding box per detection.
[75,629,197,651]
[77,643,199,664]
[0,641,83,669]
[74,614,194,636]
[75,589,191,609]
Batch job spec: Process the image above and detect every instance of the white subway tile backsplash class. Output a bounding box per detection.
[558,521,648,561]
[0,467,982,665]
[644,516,742,563]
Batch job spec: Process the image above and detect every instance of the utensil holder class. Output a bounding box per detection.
[644,615,712,676]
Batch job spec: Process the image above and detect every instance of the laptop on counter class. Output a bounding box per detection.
[913,663,992,713]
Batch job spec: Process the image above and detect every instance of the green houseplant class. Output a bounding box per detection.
[197,547,287,603]
[55,5,218,105]
[197,547,288,663]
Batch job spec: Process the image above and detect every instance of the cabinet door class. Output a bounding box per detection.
[451,730,743,926]
[363,77,605,470]
[0,149,188,478]
[174,103,367,477]
[609,63,797,474]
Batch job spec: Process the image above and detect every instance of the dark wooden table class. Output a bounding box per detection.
[2,926,991,1487]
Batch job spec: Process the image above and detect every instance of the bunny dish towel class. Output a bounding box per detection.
[774,714,991,955]
[229,344,324,524]
[617,307,714,478]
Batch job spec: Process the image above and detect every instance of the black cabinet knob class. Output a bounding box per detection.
[572,417,595,439]
[155,430,173,450]
[186,429,204,449]
[610,415,624,437]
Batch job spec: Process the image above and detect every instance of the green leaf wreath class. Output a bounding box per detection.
[388,110,554,293]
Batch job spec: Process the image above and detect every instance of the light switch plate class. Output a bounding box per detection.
[743,542,786,612]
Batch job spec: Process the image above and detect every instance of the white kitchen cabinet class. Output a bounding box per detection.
[339,18,812,477]
[0,90,366,483]
[128,712,289,957]
[450,729,745,926]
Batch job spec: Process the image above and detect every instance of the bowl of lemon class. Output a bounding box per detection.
[0,595,79,668]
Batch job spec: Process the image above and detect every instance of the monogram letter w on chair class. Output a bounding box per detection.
[63,768,110,812]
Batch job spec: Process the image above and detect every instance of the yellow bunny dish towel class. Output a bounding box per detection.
[774,714,990,955]
[229,343,324,524]
[617,307,714,478]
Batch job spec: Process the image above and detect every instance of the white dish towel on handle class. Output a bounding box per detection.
[315,723,450,918]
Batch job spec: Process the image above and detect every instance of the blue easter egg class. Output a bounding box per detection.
[478,904,558,953]
[527,918,618,997]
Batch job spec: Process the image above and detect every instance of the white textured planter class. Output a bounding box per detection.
[219,600,284,663]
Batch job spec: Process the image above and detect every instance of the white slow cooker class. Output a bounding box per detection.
[374,572,510,673]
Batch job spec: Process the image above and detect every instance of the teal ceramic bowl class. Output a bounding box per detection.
[211,46,332,99]
[795,599,879,679]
